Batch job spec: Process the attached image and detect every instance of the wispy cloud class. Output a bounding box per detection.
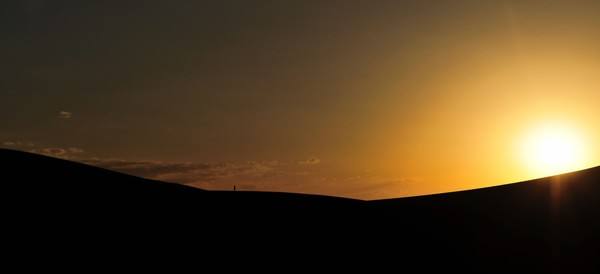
[82,158,282,189]
[29,147,85,158]
[2,141,35,147]
[298,157,321,165]
[58,111,72,119]
[8,143,420,199]
[67,147,84,154]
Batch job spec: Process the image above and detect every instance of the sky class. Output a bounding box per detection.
[1,0,599,199]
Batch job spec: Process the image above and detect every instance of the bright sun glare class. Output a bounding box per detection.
[521,123,587,177]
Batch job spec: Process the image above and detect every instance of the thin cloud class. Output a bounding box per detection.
[67,147,84,154]
[29,147,85,159]
[298,158,321,165]
[83,159,279,184]
[19,145,420,199]
[2,141,35,148]
[58,111,72,119]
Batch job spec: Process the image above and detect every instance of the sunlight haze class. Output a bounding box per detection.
[2,0,599,199]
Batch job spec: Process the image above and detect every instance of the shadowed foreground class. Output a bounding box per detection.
[3,149,599,272]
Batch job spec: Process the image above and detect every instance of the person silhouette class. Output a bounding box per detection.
[234,185,236,191]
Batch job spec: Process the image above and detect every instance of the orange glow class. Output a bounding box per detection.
[520,123,590,178]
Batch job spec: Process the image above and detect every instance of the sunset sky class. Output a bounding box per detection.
[2,0,599,199]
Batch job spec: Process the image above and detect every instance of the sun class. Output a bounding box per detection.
[521,123,587,177]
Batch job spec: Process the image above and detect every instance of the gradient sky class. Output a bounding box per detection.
[2,0,599,199]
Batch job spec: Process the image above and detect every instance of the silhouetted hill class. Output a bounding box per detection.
[2,149,361,213]
[3,149,599,273]
[368,166,600,273]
